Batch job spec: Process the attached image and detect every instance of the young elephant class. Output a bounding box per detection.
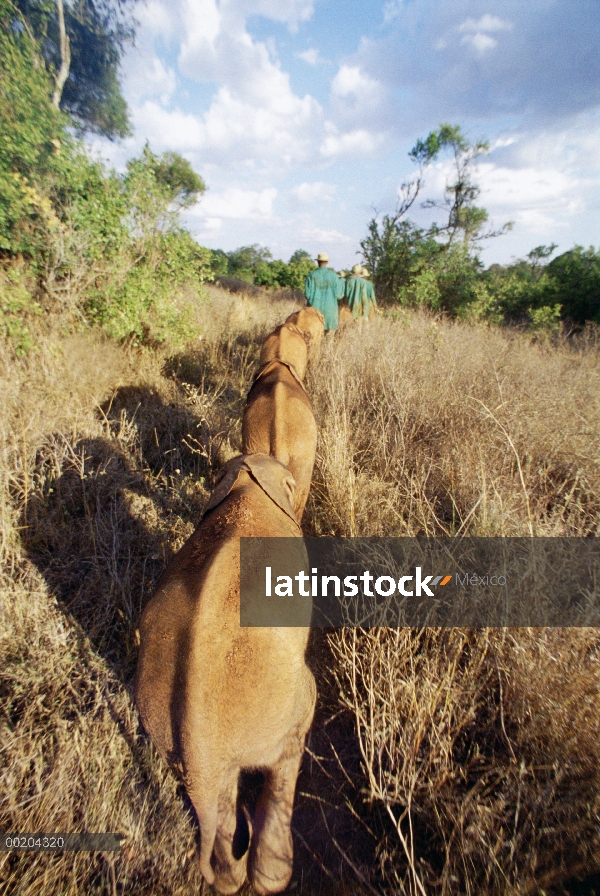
[242,322,317,521]
[284,305,325,362]
[136,454,316,895]
[337,303,354,330]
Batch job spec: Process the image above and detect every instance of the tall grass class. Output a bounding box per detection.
[1,290,598,894]
[307,315,600,894]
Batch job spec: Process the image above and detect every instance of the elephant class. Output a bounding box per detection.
[337,303,354,330]
[337,301,376,331]
[284,305,325,362]
[242,321,318,522]
[136,453,316,895]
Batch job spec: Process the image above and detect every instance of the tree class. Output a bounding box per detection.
[527,243,558,274]
[471,243,600,328]
[226,245,272,281]
[209,249,229,277]
[12,0,138,139]
[288,249,313,265]
[151,150,206,209]
[0,0,68,253]
[361,219,441,304]
[122,145,205,239]
[361,124,512,307]
[544,246,600,324]
[412,123,512,245]
[254,259,287,288]
[285,254,315,289]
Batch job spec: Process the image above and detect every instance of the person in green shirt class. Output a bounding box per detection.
[361,266,378,319]
[344,264,370,321]
[304,253,345,332]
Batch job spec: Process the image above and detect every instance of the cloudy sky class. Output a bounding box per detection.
[91,0,600,269]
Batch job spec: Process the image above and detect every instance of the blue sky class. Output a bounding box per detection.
[90,0,600,269]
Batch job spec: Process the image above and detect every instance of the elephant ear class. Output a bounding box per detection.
[244,455,299,526]
[202,455,248,517]
[202,454,299,526]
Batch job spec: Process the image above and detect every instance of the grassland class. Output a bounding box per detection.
[1,285,599,895]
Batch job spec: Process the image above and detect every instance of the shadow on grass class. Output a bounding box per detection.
[21,385,212,679]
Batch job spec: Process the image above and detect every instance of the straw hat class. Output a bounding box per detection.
[361,266,370,277]
[338,269,347,278]
[351,264,362,275]
[316,252,329,262]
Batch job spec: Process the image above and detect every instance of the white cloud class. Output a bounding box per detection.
[202,217,223,231]
[329,64,385,134]
[331,64,380,100]
[131,84,321,167]
[513,208,571,234]
[126,56,176,106]
[117,0,177,107]
[134,0,323,169]
[232,0,314,30]
[457,14,513,55]
[291,181,336,203]
[458,15,513,35]
[490,137,517,151]
[383,0,401,23]
[109,0,396,176]
[134,101,204,151]
[195,187,278,220]
[296,48,320,65]
[136,0,176,37]
[299,226,354,244]
[479,162,582,215]
[462,33,497,54]
[321,125,383,158]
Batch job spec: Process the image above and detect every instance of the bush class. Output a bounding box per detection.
[0,16,212,349]
[212,245,316,291]
[0,266,41,354]
[544,246,600,324]
[0,2,70,255]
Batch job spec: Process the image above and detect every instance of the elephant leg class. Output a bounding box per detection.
[212,769,251,895]
[248,737,304,895]
[249,684,315,895]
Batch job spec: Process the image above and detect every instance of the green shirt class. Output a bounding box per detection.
[344,276,377,319]
[304,267,345,330]
[364,279,377,314]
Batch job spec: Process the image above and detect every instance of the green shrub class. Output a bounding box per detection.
[0,17,212,350]
[0,267,41,354]
[544,246,600,324]
[529,303,562,334]
[0,2,70,255]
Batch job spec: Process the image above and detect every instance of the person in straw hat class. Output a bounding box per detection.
[360,266,378,319]
[344,263,373,323]
[304,252,345,333]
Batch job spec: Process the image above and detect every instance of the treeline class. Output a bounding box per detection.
[0,0,212,353]
[209,245,316,290]
[362,125,600,330]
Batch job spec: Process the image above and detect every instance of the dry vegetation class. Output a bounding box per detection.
[1,285,599,895]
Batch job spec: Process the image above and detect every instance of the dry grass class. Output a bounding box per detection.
[306,315,600,894]
[1,289,599,895]
[307,315,600,538]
